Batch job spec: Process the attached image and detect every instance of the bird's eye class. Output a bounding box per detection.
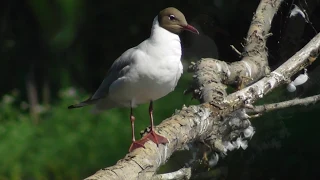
[169,15,175,21]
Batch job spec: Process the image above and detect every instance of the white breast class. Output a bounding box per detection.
[132,55,183,105]
[106,17,183,108]
[108,50,183,107]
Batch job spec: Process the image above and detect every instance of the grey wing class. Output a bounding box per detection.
[68,47,137,109]
[91,47,137,99]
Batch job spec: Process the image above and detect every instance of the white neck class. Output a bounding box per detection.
[150,16,180,42]
[147,16,181,57]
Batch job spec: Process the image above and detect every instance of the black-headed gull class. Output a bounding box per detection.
[68,7,199,152]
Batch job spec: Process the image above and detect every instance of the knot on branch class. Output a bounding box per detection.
[188,58,229,104]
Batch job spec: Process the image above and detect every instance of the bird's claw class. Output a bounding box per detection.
[144,130,169,145]
[128,130,168,152]
[129,139,148,152]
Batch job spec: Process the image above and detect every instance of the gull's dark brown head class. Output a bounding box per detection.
[158,7,199,35]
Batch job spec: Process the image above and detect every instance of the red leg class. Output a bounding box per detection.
[143,101,168,145]
[128,108,147,152]
[128,102,168,152]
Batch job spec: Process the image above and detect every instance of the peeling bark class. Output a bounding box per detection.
[85,33,319,180]
[188,0,283,104]
[85,0,320,179]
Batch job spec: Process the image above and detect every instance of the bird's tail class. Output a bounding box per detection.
[90,97,117,114]
[67,98,100,109]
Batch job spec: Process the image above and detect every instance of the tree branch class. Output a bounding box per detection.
[85,32,320,180]
[224,32,320,106]
[84,0,320,179]
[247,94,320,114]
[188,0,282,103]
[151,167,191,180]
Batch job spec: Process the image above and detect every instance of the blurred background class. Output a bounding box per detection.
[1,0,320,179]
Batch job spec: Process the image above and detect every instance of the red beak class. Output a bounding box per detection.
[183,24,199,34]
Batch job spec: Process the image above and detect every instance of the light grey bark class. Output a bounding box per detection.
[85,0,320,179]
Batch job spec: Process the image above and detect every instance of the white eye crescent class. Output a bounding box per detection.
[169,15,175,20]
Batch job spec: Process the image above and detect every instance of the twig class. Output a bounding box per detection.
[248,94,320,114]
[230,45,242,56]
[151,168,192,180]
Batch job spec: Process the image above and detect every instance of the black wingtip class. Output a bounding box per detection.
[67,98,99,110]
[68,104,82,109]
[68,105,75,109]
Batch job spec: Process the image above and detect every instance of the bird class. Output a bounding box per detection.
[68,7,199,152]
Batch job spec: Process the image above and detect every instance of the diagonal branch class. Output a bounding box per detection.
[224,32,320,106]
[84,0,320,179]
[85,31,320,180]
[188,0,282,104]
[247,94,320,114]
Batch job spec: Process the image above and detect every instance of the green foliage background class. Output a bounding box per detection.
[0,75,199,180]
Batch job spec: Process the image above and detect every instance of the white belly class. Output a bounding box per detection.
[108,58,183,107]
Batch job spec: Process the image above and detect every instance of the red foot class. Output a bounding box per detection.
[144,130,169,146]
[128,130,169,152]
[129,138,148,152]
